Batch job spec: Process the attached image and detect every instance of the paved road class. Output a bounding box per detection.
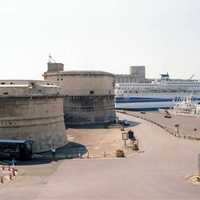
[1,113,200,200]
[126,111,200,139]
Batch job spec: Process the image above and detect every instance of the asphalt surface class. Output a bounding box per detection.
[126,111,200,139]
[1,113,200,200]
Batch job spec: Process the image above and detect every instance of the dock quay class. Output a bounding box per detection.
[120,110,200,141]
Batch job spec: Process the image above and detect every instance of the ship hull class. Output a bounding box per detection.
[115,94,200,111]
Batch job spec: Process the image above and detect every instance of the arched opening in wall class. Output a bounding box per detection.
[90,90,94,95]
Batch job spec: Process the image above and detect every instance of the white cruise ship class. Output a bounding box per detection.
[115,73,200,111]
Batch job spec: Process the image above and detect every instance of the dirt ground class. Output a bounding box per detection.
[1,113,200,200]
[0,125,136,188]
[67,126,135,158]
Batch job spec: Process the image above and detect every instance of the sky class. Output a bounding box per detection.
[0,0,200,80]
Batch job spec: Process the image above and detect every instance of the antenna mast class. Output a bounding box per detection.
[48,53,56,63]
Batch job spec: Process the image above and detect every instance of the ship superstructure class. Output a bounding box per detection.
[115,67,200,110]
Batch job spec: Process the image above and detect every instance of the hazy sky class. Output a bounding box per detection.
[0,0,200,79]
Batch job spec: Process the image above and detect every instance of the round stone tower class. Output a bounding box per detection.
[43,63,116,126]
[0,80,67,153]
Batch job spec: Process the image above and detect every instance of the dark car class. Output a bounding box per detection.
[164,114,172,118]
[122,120,130,126]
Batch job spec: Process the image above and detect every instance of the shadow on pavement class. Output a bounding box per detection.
[0,142,88,166]
[66,123,117,129]
[127,121,140,128]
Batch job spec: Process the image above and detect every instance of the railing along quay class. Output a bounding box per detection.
[118,111,200,141]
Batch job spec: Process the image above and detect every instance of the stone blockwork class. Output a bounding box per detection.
[44,63,116,126]
[64,95,115,126]
[0,81,67,153]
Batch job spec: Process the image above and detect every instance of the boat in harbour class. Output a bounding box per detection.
[115,73,200,111]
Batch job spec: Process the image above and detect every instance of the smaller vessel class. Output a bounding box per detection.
[173,96,200,116]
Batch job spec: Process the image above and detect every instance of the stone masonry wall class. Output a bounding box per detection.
[0,97,67,153]
[64,95,116,126]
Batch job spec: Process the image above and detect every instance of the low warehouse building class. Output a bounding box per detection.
[0,80,67,153]
[43,62,116,126]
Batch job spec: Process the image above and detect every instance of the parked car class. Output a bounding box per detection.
[122,120,130,126]
[164,114,172,118]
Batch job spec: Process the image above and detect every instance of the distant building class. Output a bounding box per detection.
[115,66,149,83]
